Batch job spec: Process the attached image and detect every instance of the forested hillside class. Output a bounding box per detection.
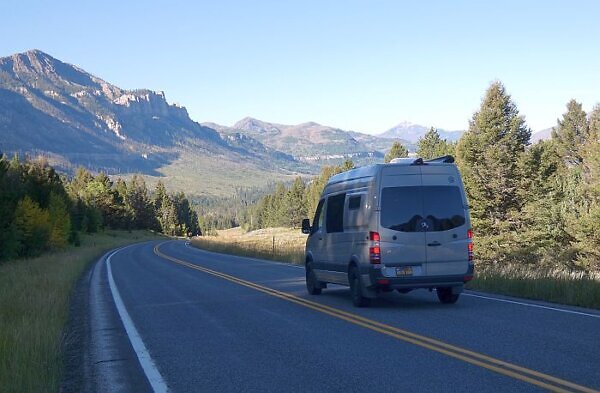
[0,155,199,261]
[246,82,600,274]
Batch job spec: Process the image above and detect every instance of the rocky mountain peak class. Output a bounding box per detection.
[233,117,281,134]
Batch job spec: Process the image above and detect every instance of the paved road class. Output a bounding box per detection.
[90,240,600,392]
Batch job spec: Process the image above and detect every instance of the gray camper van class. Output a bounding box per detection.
[301,156,474,307]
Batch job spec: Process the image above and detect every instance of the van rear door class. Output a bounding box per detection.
[421,168,469,276]
[379,166,427,273]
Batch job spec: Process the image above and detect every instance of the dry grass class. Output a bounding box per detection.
[466,263,600,309]
[191,227,306,264]
[0,230,164,393]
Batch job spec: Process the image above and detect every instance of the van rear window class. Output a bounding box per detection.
[381,186,465,232]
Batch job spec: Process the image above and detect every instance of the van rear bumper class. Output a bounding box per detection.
[366,264,473,290]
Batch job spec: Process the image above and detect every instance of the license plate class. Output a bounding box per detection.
[396,266,413,277]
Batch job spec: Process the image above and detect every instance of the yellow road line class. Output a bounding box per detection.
[153,242,598,393]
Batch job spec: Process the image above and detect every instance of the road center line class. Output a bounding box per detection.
[107,246,169,393]
[154,242,598,393]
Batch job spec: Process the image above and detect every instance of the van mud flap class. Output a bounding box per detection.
[361,274,379,299]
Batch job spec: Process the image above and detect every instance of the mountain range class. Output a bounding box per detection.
[0,50,552,196]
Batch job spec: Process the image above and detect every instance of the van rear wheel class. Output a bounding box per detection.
[349,267,371,307]
[306,264,322,295]
[437,287,459,304]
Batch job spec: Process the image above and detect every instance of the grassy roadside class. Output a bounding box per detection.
[191,227,305,264]
[0,230,164,393]
[192,227,600,310]
[465,264,600,309]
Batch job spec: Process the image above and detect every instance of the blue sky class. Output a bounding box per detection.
[1,0,599,133]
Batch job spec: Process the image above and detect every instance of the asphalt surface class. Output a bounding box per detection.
[90,240,600,392]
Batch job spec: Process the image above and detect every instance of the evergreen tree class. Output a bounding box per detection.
[516,140,571,261]
[68,167,94,200]
[417,127,455,159]
[173,192,194,236]
[153,181,168,214]
[85,173,122,229]
[157,195,179,235]
[48,191,71,249]
[456,81,531,234]
[341,159,355,171]
[284,177,307,228]
[126,175,157,230]
[384,141,409,163]
[574,104,600,267]
[0,154,20,260]
[552,99,590,166]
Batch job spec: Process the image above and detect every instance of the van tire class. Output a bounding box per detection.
[349,267,371,307]
[437,287,459,304]
[306,265,322,295]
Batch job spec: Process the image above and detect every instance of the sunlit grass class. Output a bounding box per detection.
[466,263,600,309]
[192,227,600,309]
[0,230,164,393]
[191,227,306,264]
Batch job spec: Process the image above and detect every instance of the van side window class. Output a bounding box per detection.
[311,199,325,234]
[326,193,345,233]
[348,195,361,210]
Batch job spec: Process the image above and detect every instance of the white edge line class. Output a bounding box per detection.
[463,292,600,319]
[106,247,169,393]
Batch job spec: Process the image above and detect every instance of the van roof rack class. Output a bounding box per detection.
[389,157,423,165]
[389,156,454,165]
[425,155,455,164]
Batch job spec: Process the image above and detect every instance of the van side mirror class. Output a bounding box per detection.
[301,218,311,234]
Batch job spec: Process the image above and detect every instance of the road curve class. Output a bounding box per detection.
[96,240,600,392]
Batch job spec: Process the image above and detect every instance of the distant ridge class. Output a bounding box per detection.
[205,117,393,164]
[379,121,464,143]
[531,127,553,143]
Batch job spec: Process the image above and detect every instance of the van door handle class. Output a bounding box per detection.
[427,242,441,247]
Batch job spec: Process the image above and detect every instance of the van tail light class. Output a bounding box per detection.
[467,229,473,261]
[369,231,381,264]
[370,231,380,241]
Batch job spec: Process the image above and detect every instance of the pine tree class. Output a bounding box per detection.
[173,192,194,236]
[417,127,455,159]
[68,167,94,200]
[153,181,167,214]
[0,154,20,260]
[48,191,71,249]
[85,173,122,229]
[574,104,600,267]
[126,175,157,230]
[456,81,531,235]
[552,99,590,166]
[516,140,571,262]
[157,195,179,235]
[384,141,409,163]
[284,177,307,228]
